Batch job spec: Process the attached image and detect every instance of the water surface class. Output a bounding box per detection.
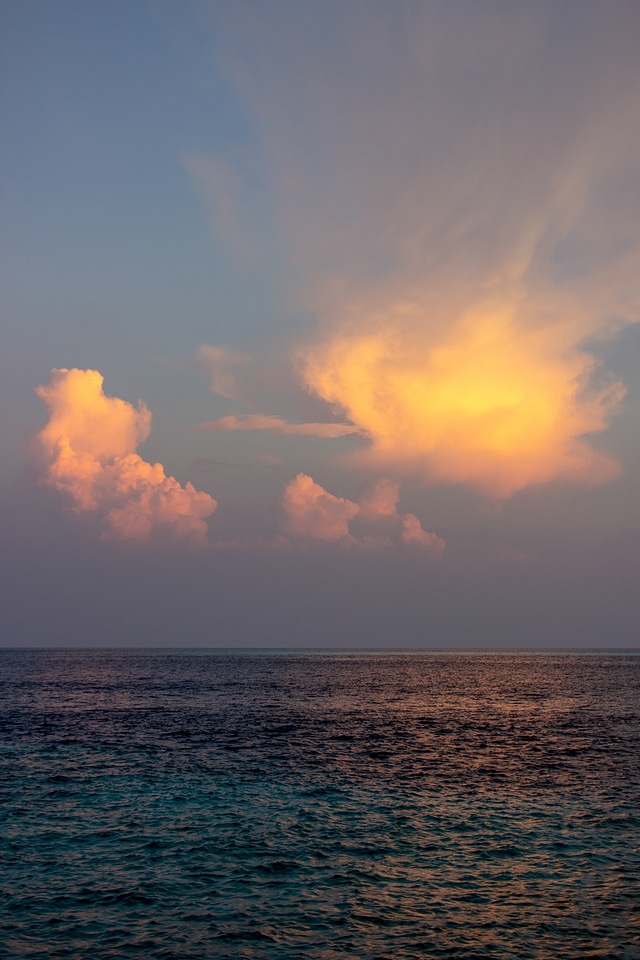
[1,650,639,958]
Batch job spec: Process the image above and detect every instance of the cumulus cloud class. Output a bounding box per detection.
[357,477,402,520]
[399,513,442,551]
[280,473,443,554]
[298,302,625,496]
[200,2,640,497]
[35,369,217,544]
[354,478,444,554]
[191,413,360,438]
[281,473,359,541]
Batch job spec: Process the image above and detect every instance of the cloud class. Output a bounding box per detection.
[196,341,348,427]
[250,452,283,468]
[190,413,361,438]
[280,473,443,554]
[399,513,443,551]
[35,369,217,544]
[353,478,444,554]
[201,2,640,497]
[357,477,401,519]
[281,473,359,541]
[183,154,252,258]
[298,301,625,496]
[196,345,250,402]
[32,372,442,555]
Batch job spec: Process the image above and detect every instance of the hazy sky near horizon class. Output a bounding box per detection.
[2,0,640,648]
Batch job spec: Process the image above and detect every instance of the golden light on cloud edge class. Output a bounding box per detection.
[298,298,625,497]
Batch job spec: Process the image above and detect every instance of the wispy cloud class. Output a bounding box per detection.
[196,345,251,402]
[183,154,253,259]
[191,413,361,438]
[196,342,344,425]
[200,2,640,497]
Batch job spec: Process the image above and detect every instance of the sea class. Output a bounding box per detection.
[1,649,639,959]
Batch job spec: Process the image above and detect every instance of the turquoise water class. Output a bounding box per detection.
[1,650,639,958]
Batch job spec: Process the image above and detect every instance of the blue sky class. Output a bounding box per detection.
[2,1,640,647]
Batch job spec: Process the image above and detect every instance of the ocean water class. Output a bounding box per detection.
[1,650,639,959]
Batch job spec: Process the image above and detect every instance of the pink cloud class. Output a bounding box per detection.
[35,369,217,545]
[279,473,443,554]
[400,513,444,553]
[281,473,359,541]
[354,478,444,554]
[33,371,443,555]
[357,477,401,519]
[191,413,360,438]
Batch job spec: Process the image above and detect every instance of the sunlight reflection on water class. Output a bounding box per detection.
[1,650,639,958]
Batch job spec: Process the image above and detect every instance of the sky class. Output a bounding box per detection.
[2,0,640,648]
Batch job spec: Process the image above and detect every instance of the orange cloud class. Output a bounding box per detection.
[299,300,624,497]
[191,413,360,438]
[35,369,217,544]
[280,473,444,553]
[198,5,640,499]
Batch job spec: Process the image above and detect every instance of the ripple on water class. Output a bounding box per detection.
[1,650,639,958]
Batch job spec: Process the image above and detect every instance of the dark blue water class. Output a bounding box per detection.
[1,650,639,959]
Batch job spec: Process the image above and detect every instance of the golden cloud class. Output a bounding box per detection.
[198,4,640,499]
[299,299,624,497]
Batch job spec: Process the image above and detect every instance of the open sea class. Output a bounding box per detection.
[1,649,639,959]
